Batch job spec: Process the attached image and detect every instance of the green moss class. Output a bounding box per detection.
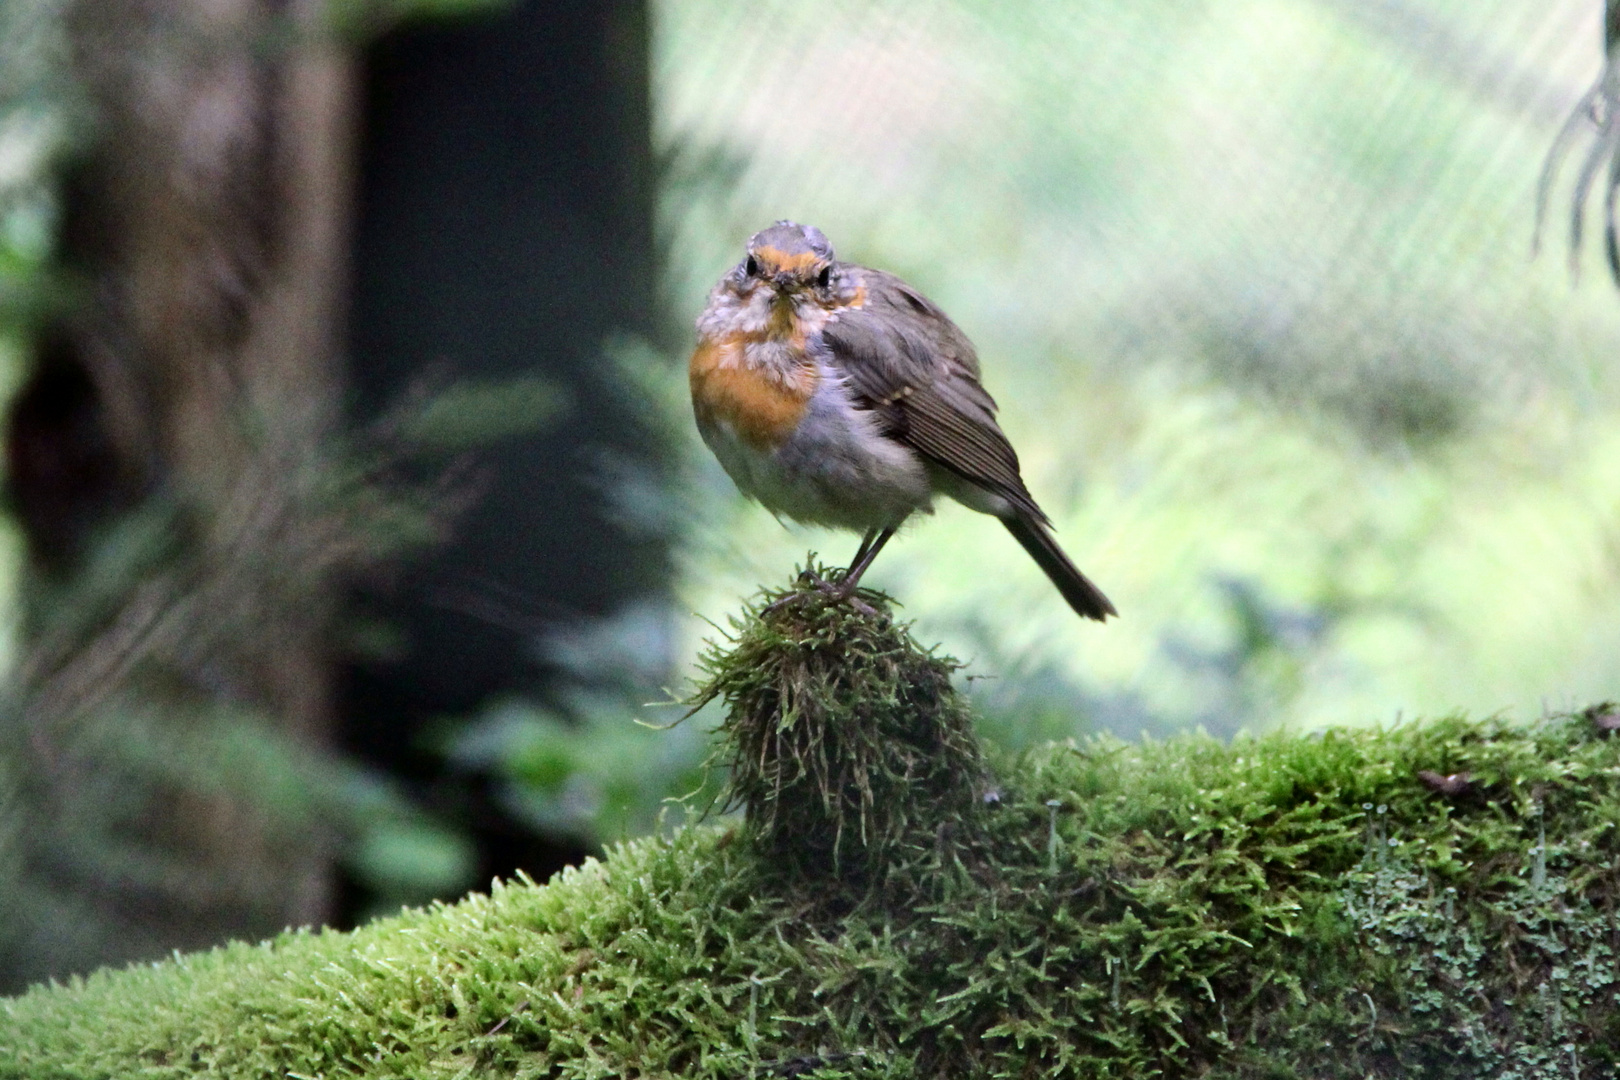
[3,591,1620,1078]
[690,569,986,875]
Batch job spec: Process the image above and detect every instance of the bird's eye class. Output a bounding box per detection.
[816,265,832,288]
[744,256,759,276]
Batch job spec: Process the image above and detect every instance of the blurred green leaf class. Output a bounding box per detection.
[452,696,716,849]
[389,375,569,455]
[350,819,476,902]
[323,0,516,39]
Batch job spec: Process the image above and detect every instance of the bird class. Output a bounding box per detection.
[689,221,1116,621]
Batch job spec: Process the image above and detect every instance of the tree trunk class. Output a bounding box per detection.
[2,0,355,988]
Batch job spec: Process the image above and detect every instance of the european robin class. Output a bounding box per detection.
[690,221,1115,621]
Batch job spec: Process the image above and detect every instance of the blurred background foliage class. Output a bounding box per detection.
[659,0,1620,741]
[3,0,1620,989]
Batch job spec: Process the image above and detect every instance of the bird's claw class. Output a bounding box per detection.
[763,568,878,618]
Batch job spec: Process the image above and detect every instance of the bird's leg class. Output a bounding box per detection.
[836,525,898,594]
[842,527,881,582]
[764,523,901,619]
[786,529,876,594]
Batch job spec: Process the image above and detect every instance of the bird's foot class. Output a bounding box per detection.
[763,568,878,618]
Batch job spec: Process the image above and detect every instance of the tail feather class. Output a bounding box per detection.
[1002,515,1117,622]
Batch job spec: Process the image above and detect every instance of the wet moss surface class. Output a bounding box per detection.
[4,577,1619,1078]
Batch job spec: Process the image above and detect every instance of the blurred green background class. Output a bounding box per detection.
[2,0,1618,989]
[658,0,1620,740]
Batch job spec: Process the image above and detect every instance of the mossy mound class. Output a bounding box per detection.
[689,569,985,875]
[3,593,1620,1077]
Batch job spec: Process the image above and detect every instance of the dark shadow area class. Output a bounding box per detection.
[340,0,664,915]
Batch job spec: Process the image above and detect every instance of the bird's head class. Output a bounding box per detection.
[736,220,837,297]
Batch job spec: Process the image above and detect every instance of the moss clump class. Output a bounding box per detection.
[689,566,986,875]
[3,590,1620,1078]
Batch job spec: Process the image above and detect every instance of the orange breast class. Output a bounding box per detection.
[689,336,818,448]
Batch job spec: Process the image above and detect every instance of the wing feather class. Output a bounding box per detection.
[822,269,1046,522]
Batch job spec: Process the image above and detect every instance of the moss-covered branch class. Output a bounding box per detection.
[4,582,1619,1078]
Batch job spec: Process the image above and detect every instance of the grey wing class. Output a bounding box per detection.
[821,269,1048,524]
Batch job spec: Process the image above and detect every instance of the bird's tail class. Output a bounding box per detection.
[1002,515,1117,622]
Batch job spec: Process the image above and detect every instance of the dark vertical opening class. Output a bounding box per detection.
[340,0,662,915]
